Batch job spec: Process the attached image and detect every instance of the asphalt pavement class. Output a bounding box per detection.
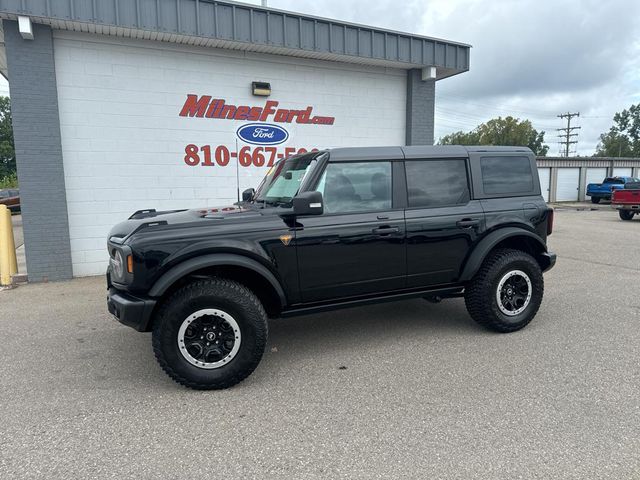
[0,209,638,479]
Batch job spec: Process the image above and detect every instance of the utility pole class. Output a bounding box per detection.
[557,112,580,157]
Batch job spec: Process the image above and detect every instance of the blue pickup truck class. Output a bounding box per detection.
[586,176,640,203]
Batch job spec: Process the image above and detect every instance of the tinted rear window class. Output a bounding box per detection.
[405,159,470,208]
[480,156,534,194]
[604,178,623,184]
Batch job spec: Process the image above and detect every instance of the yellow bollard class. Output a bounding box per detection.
[0,204,17,286]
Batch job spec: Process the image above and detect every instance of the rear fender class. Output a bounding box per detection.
[459,228,548,282]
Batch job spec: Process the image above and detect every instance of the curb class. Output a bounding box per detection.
[12,273,28,285]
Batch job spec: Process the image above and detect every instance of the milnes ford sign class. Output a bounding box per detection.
[179,94,335,168]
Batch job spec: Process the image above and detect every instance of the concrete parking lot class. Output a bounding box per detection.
[0,209,638,479]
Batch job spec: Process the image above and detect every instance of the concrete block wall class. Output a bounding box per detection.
[3,21,73,282]
[405,69,435,145]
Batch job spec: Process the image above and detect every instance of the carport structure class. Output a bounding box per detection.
[536,157,640,202]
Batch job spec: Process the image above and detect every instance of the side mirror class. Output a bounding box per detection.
[242,188,255,202]
[292,191,324,216]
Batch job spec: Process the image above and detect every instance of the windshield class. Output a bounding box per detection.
[254,153,321,206]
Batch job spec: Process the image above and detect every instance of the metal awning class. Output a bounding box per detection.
[0,0,470,79]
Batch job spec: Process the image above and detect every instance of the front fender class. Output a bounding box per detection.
[148,253,287,308]
[459,228,548,282]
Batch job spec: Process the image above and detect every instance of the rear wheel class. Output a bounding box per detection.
[152,278,267,390]
[591,197,601,204]
[464,249,544,333]
[619,210,635,221]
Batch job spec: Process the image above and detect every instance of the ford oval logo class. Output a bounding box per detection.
[236,123,289,146]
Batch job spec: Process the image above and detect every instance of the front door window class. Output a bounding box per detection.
[316,162,392,214]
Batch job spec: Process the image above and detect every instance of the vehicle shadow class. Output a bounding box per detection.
[265,298,479,360]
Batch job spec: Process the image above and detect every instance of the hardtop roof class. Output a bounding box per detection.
[327,145,533,161]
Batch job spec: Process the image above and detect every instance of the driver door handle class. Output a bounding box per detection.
[456,218,480,228]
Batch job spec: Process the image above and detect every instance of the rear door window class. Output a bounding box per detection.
[480,156,534,195]
[405,159,470,208]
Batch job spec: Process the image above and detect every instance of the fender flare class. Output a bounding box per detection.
[148,253,287,307]
[459,228,547,282]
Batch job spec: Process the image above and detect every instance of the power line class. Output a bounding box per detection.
[438,93,559,117]
[557,112,581,157]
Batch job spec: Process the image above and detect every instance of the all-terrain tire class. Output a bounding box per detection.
[619,210,635,221]
[591,197,601,204]
[152,278,267,390]
[464,248,544,333]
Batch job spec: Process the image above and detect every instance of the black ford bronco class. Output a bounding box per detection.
[107,146,556,390]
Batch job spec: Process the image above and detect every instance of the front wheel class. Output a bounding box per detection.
[591,197,601,204]
[464,249,544,333]
[619,210,635,221]
[152,278,268,390]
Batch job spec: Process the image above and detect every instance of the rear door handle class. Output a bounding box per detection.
[456,218,480,228]
[372,226,400,235]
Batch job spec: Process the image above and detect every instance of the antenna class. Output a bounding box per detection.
[236,138,240,203]
[261,0,268,6]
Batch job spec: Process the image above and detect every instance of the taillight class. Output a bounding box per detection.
[547,208,554,236]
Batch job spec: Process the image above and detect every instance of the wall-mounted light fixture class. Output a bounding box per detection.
[252,81,272,97]
[18,16,34,40]
[421,66,437,81]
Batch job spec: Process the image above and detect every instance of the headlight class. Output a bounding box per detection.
[111,250,125,280]
[108,242,134,284]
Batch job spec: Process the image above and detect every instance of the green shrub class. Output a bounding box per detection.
[0,172,18,189]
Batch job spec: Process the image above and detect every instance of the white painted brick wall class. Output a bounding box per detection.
[53,31,407,276]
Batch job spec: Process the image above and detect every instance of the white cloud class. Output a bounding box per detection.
[0,77,9,96]
[246,0,640,155]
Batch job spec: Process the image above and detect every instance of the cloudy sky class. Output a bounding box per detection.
[240,0,640,155]
[2,0,638,155]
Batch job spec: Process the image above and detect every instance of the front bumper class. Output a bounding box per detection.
[107,287,157,332]
[541,251,557,273]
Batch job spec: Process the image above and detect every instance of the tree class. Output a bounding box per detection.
[438,116,549,156]
[0,96,15,178]
[595,104,640,157]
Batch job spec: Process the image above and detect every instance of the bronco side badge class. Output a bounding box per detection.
[279,234,292,246]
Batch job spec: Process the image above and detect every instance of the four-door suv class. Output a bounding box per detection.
[107,146,556,390]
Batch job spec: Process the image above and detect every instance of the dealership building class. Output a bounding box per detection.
[0,0,471,281]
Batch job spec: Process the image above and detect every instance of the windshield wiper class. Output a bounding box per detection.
[257,199,281,208]
[258,199,290,208]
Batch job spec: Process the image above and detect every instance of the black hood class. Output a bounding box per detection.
[108,204,265,243]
